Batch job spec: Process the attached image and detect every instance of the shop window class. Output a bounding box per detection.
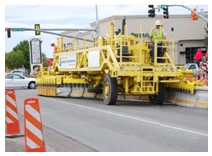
[185,46,206,63]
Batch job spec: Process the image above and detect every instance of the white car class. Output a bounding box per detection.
[5,73,36,89]
[10,70,24,76]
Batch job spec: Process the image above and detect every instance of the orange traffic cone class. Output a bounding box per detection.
[5,89,22,137]
[24,98,46,152]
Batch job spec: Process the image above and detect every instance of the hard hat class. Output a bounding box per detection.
[50,42,54,45]
[155,20,161,25]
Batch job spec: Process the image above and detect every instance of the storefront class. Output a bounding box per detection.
[61,14,208,64]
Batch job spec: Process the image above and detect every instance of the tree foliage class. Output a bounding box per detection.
[5,50,25,70]
[204,25,208,49]
[5,40,48,70]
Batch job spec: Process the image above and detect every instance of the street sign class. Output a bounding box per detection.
[11,28,25,32]
[157,5,160,12]
[160,4,168,9]
[200,8,204,16]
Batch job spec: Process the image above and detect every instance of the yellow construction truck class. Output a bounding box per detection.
[36,18,205,105]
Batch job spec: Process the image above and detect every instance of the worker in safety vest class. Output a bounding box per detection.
[149,20,166,63]
[50,42,58,54]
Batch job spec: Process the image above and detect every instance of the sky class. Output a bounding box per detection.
[4,3,208,58]
[2,0,211,154]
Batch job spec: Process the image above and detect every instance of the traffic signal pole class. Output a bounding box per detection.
[168,4,208,23]
[5,28,94,42]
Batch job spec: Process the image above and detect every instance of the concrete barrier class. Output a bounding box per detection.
[165,87,208,109]
[194,86,208,109]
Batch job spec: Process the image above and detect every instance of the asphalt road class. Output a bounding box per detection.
[5,89,208,152]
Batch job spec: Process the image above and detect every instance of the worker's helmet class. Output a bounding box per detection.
[50,42,54,46]
[155,20,161,25]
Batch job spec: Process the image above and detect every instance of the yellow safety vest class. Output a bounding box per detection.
[152,27,163,43]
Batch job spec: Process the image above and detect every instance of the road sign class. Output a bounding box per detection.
[157,5,160,12]
[200,8,204,16]
[11,28,25,32]
[160,4,168,9]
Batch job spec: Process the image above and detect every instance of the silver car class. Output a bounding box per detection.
[5,73,36,89]
[10,70,24,76]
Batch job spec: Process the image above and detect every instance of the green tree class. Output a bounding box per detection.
[5,39,49,70]
[12,40,30,69]
[5,50,25,70]
[204,25,208,48]
[42,53,48,67]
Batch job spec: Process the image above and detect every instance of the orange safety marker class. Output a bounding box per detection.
[5,89,21,136]
[24,98,46,152]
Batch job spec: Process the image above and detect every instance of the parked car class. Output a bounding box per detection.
[18,68,26,74]
[10,70,24,76]
[5,73,36,89]
[184,63,205,76]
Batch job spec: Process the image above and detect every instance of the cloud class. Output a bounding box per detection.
[6,5,208,23]
[5,5,97,22]
[5,22,85,29]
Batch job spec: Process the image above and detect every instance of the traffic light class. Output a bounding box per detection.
[148,5,155,18]
[190,8,198,21]
[163,6,169,19]
[34,24,41,35]
[7,28,11,38]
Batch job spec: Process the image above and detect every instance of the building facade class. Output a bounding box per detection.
[61,14,208,64]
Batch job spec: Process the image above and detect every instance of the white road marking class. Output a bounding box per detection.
[43,97,208,137]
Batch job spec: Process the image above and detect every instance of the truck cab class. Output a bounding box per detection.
[184,63,205,76]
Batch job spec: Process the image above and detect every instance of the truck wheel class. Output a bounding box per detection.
[148,83,165,105]
[103,75,118,105]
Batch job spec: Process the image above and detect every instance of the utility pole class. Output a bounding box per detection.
[95,5,100,38]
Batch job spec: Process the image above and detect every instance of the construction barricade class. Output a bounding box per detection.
[5,89,23,138]
[24,97,46,152]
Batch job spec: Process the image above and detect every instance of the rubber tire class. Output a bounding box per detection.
[103,75,118,105]
[148,83,165,105]
[28,82,36,89]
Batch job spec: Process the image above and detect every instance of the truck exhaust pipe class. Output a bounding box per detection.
[122,17,126,35]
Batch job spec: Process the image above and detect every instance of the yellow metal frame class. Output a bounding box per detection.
[36,22,205,97]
